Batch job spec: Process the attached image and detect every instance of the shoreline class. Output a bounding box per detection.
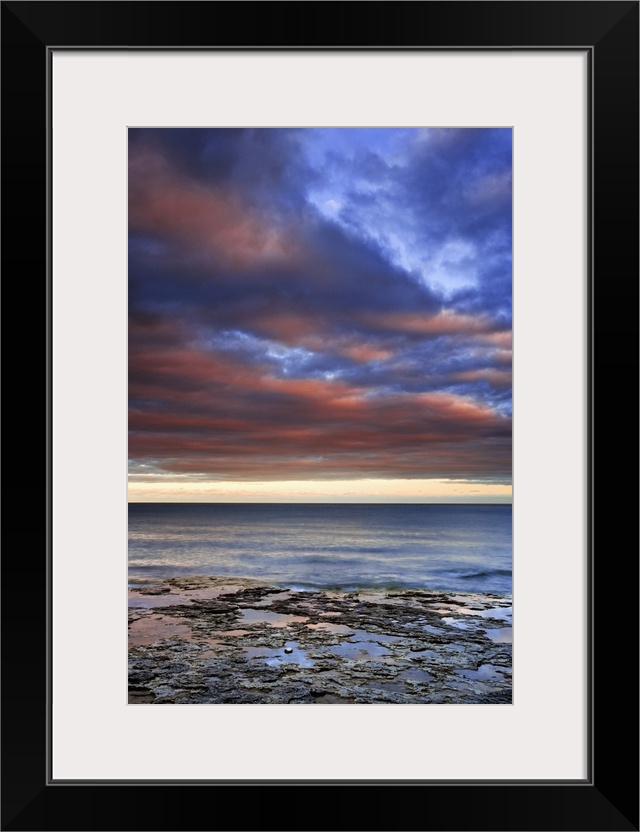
[128,575,512,704]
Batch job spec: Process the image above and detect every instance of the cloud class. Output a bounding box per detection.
[128,128,512,487]
[130,328,510,481]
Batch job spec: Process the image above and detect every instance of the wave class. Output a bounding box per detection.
[453,568,512,580]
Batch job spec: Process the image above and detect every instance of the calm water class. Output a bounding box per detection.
[128,503,511,595]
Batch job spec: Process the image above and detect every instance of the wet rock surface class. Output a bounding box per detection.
[129,576,512,704]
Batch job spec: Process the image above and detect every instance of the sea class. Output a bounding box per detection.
[128,503,512,596]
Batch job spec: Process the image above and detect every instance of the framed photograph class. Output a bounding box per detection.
[127,120,516,711]
[3,2,638,830]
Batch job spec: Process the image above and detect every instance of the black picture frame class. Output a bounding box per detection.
[2,2,638,830]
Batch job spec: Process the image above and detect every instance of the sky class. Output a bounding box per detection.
[128,128,512,502]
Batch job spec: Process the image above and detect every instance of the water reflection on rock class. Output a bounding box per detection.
[128,576,512,704]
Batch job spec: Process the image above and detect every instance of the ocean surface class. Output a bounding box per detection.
[128,503,512,595]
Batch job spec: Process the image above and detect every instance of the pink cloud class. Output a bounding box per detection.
[129,147,301,270]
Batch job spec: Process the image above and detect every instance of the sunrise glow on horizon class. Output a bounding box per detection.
[128,478,512,503]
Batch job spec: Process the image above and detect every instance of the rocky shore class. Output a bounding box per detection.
[128,576,512,704]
